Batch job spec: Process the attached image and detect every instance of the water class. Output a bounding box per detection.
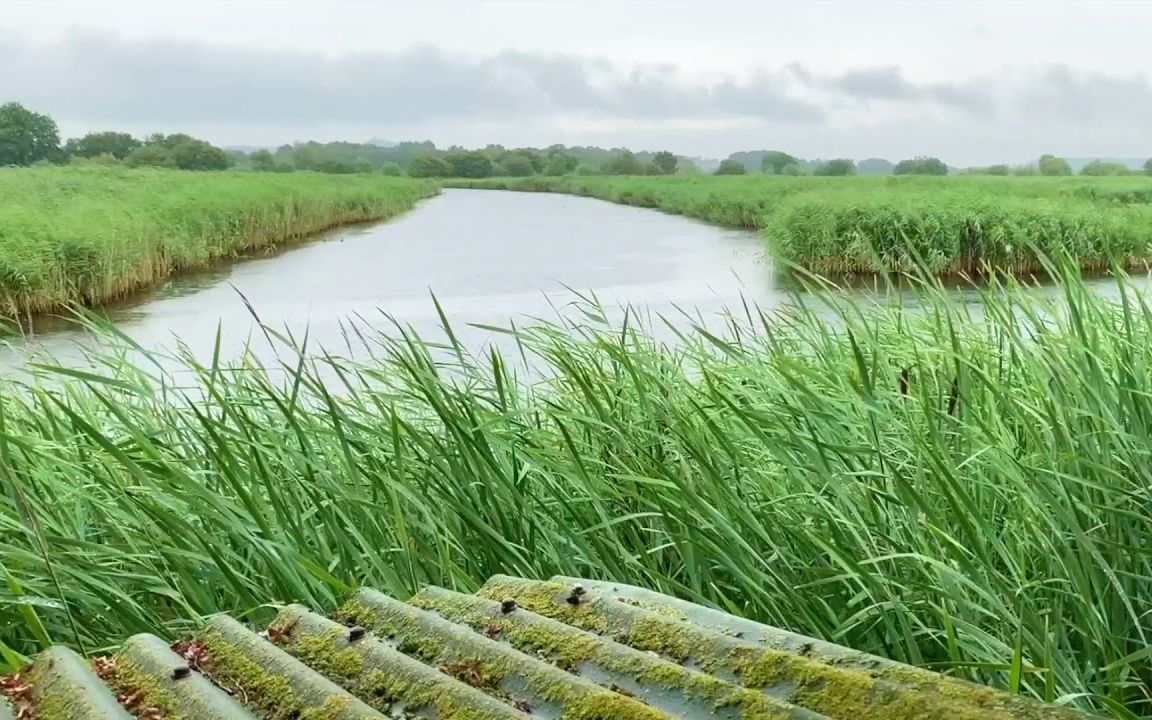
[0,189,783,371]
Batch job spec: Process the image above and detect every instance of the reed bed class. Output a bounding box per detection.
[0,166,437,320]
[450,175,1152,275]
[0,270,1150,717]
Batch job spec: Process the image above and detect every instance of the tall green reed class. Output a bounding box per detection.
[0,166,437,320]
[0,268,1148,716]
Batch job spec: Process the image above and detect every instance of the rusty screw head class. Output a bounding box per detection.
[500,598,517,614]
[171,665,192,681]
[348,626,367,642]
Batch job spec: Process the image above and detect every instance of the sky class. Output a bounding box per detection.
[1,0,1150,165]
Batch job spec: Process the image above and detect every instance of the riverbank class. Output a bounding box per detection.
[1,272,1146,716]
[447,175,1152,275]
[0,167,438,323]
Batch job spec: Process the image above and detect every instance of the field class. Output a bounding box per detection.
[0,166,437,322]
[0,270,1149,717]
[448,175,1152,275]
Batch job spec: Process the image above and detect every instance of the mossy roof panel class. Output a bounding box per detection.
[3,576,1100,719]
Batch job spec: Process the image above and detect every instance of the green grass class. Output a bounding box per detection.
[448,175,1152,276]
[0,268,1149,717]
[0,166,437,320]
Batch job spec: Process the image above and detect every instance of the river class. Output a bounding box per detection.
[1,188,1141,376]
[0,189,786,372]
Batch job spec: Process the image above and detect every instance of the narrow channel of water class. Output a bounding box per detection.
[0,189,1145,375]
[0,189,780,372]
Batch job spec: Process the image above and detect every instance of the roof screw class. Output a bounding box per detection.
[500,598,517,614]
[348,626,367,642]
[566,584,586,605]
[171,665,192,681]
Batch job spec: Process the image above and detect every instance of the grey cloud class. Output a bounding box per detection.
[1019,65,1152,123]
[829,66,995,115]
[833,67,917,99]
[0,31,824,128]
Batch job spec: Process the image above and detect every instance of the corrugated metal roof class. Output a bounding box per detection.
[1,575,1100,719]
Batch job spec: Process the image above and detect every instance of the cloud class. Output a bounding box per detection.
[1,30,1148,164]
[1018,65,1152,123]
[829,66,995,115]
[0,31,824,128]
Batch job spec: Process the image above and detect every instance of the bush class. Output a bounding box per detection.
[1038,155,1072,176]
[714,159,747,175]
[813,159,857,176]
[893,157,949,175]
[407,155,453,178]
[1080,160,1132,176]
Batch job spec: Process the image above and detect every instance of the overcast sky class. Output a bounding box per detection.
[2,0,1150,165]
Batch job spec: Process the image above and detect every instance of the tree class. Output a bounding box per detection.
[602,150,645,175]
[893,156,948,175]
[352,157,374,174]
[543,152,578,176]
[65,131,140,160]
[315,159,355,174]
[652,150,678,175]
[714,159,747,175]
[1080,160,1131,176]
[987,164,1010,176]
[379,161,404,176]
[643,160,664,175]
[760,151,799,175]
[407,154,453,178]
[1145,158,1152,176]
[813,159,857,176]
[497,155,536,177]
[125,144,176,168]
[250,149,277,172]
[501,149,544,174]
[167,137,232,170]
[1037,154,1072,176]
[780,163,802,176]
[445,149,493,178]
[0,103,60,166]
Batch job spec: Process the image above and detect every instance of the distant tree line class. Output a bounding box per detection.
[719,149,1152,177]
[5,101,1152,179]
[0,102,233,170]
[254,143,688,178]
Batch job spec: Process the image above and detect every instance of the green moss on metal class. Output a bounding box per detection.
[476,578,608,633]
[103,656,180,718]
[344,591,670,720]
[340,598,448,665]
[481,578,1034,720]
[274,606,526,720]
[300,695,355,720]
[876,667,1090,719]
[24,649,130,720]
[198,628,302,718]
[412,588,812,720]
[274,625,367,680]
